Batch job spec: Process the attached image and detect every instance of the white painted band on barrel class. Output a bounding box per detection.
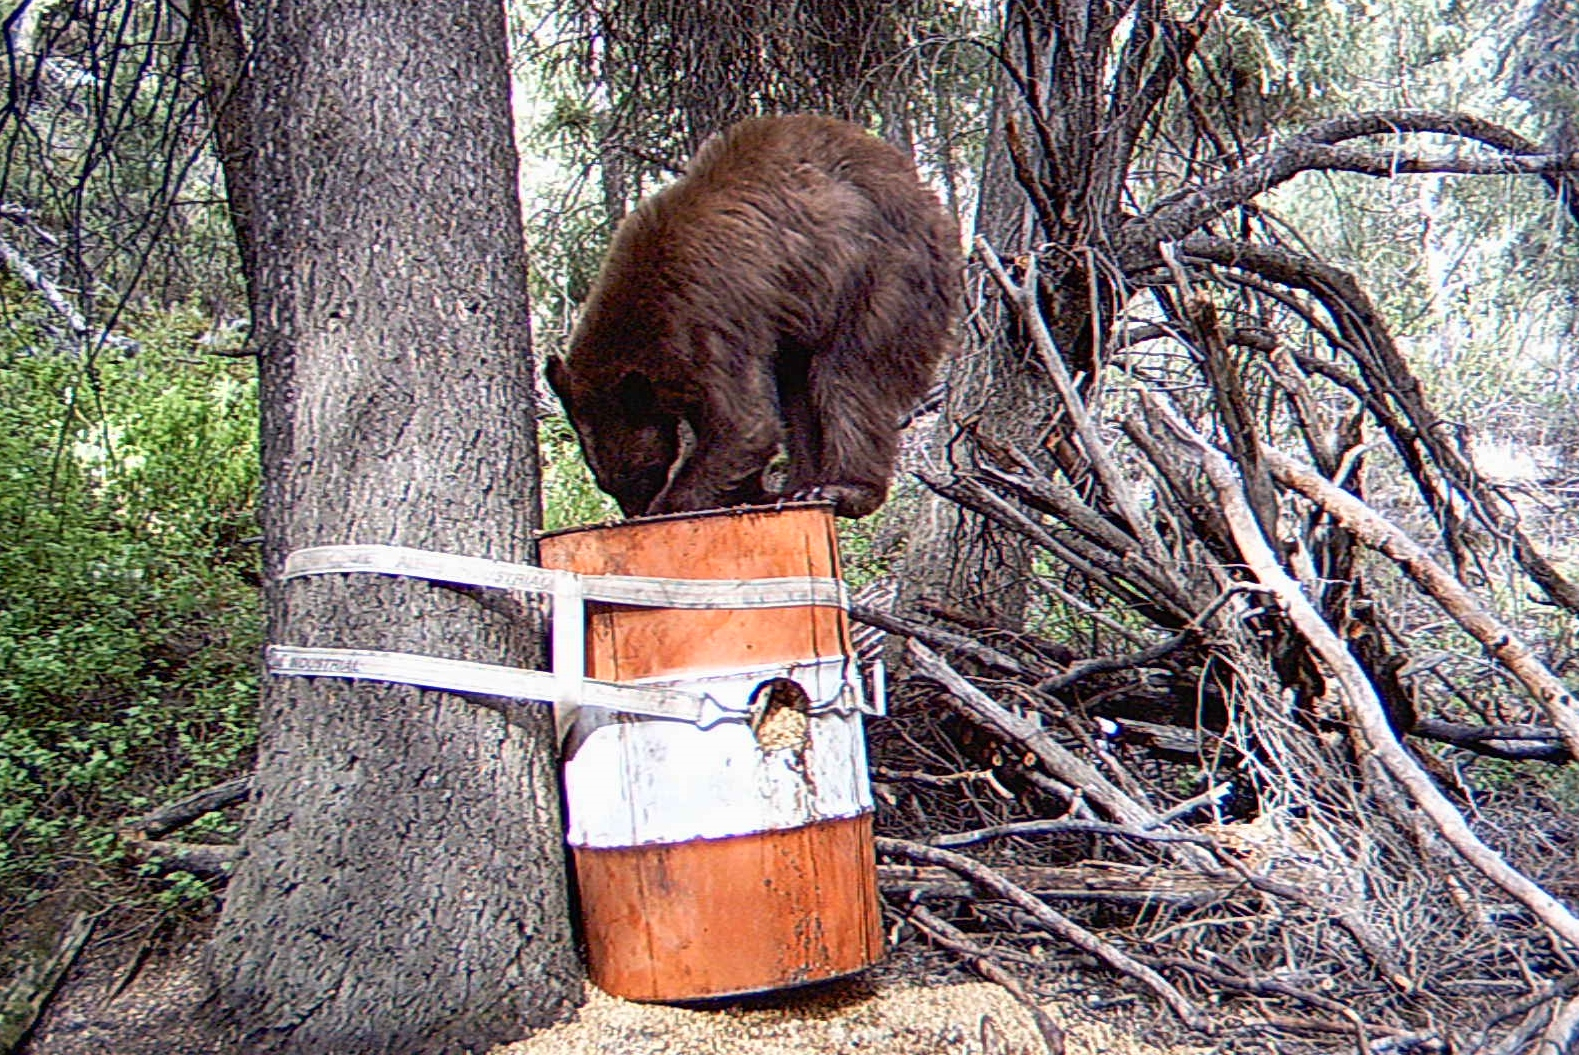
[560,661,876,847]
[265,645,715,723]
[282,543,847,610]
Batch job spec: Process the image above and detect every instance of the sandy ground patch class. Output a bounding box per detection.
[494,978,1204,1055]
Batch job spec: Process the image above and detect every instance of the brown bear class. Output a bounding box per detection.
[546,113,960,519]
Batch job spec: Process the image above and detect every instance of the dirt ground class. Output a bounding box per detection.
[20,933,1205,1055]
[496,977,1207,1055]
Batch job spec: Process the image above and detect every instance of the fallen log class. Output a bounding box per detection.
[119,775,251,840]
[0,909,97,1052]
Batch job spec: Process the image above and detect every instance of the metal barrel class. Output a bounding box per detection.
[539,503,883,1002]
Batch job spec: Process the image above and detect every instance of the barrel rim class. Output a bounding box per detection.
[537,500,836,543]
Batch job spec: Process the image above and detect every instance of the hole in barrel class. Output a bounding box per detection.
[749,677,811,752]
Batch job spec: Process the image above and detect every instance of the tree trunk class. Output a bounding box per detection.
[189,0,255,299]
[203,3,582,1052]
[898,1,1048,629]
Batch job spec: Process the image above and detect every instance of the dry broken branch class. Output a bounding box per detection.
[1147,393,1579,951]
[120,775,251,840]
[1412,719,1570,764]
[852,603,1034,678]
[929,817,1215,851]
[878,862,1232,909]
[117,775,250,882]
[905,904,1067,1055]
[876,836,1215,1032]
[975,235,1173,567]
[1176,235,1579,617]
[1126,108,1579,254]
[0,909,98,1052]
[124,840,238,881]
[1263,446,1579,759]
[907,639,1216,870]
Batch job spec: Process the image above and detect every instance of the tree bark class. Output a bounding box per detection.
[202,3,582,1052]
[897,0,1046,629]
[189,0,257,300]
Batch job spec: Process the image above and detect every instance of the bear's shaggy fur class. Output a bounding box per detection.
[547,114,960,519]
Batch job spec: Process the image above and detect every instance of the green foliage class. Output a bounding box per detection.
[0,303,260,901]
[539,409,619,531]
[836,476,921,593]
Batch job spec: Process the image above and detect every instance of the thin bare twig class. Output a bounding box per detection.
[876,836,1215,1032]
[905,904,1066,1054]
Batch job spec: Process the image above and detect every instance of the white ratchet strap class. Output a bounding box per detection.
[264,645,748,726]
[553,572,585,713]
[268,543,870,726]
[281,544,848,610]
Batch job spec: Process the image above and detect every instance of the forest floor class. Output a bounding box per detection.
[497,974,1207,1055]
[17,914,1209,1055]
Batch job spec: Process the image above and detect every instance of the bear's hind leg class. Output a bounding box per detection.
[801,304,938,518]
[775,340,822,499]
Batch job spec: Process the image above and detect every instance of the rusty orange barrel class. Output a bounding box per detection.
[538,503,883,1002]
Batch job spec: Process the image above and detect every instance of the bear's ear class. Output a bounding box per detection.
[545,356,570,398]
[616,372,657,417]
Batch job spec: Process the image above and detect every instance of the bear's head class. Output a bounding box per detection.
[546,358,679,518]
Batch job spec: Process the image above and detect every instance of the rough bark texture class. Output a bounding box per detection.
[897,4,1046,629]
[202,2,582,1052]
[189,0,256,297]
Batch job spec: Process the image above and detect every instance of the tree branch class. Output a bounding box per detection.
[907,639,1216,869]
[919,469,1194,625]
[187,0,257,300]
[0,909,98,1053]
[120,775,252,840]
[0,229,136,354]
[1096,0,1221,218]
[930,817,1216,850]
[1123,109,1578,258]
[976,236,1175,568]
[1033,630,1194,693]
[1170,234,1579,616]
[1263,446,1579,759]
[1147,393,1579,952]
[851,602,1035,678]
[879,861,1230,908]
[877,836,1215,1032]
[1412,718,1571,763]
[905,904,1066,1055]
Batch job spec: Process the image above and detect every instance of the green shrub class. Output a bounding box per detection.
[0,304,260,901]
[539,409,618,531]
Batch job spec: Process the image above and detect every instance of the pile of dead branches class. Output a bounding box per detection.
[848,6,1579,1051]
[856,251,1579,1049]
[855,201,1579,1055]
